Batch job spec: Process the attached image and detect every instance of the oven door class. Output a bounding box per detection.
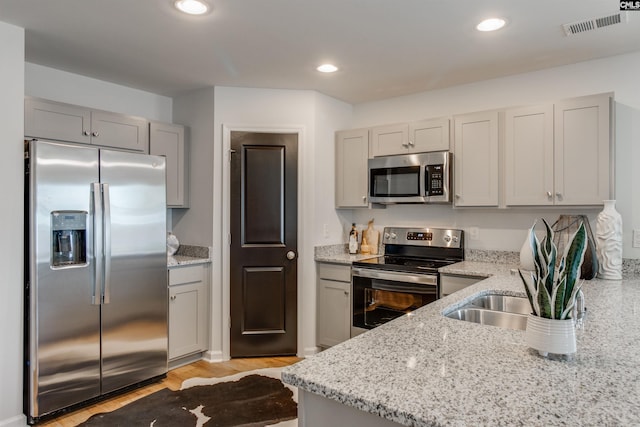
[351,267,438,336]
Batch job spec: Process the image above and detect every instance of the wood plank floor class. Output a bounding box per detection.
[37,356,302,427]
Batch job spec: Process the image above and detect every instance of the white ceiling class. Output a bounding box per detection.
[1,0,639,104]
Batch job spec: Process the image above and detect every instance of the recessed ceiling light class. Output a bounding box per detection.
[476,18,506,32]
[174,0,210,15]
[317,64,338,73]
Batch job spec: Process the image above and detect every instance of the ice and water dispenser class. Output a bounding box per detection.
[51,211,87,267]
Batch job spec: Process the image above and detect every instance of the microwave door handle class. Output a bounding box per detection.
[424,166,430,196]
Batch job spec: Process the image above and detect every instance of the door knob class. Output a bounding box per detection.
[286,251,296,260]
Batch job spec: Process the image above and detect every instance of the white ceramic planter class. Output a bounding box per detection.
[525,314,576,358]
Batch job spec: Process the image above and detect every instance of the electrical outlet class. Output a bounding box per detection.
[468,227,479,240]
[633,230,640,248]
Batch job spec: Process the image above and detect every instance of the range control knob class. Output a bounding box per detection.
[443,235,452,243]
[452,236,459,243]
[390,232,397,240]
[384,232,390,240]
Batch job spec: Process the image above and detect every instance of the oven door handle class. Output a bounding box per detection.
[352,267,437,286]
[371,281,436,295]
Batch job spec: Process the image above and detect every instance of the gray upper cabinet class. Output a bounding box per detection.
[453,111,500,207]
[553,93,611,205]
[504,93,612,206]
[25,97,149,153]
[504,104,555,206]
[150,122,189,208]
[335,128,369,208]
[370,118,450,157]
[370,123,408,157]
[409,118,450,153]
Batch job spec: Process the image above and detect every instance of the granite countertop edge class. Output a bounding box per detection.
[314,253,382,264]
[167,255,212,268]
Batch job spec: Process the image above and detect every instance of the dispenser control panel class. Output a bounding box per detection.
[51,211,87,267]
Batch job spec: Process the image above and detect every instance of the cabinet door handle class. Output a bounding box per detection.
[362,196,367,202]
[408,140,414,146]
[92,131,100,137]
[170,295,176,301]
[555,192,563,200]
[83,131,90,136]
[344,291,349,296]
[547,191,552,198]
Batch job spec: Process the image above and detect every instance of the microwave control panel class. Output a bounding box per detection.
[425,164,444,196]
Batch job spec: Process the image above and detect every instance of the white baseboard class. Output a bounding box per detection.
[301,346,320,358]
[0,414,27,427]
[169,352,205,370]
[203,350,226,363]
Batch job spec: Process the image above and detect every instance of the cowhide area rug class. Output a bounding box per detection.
[79,368,298,427]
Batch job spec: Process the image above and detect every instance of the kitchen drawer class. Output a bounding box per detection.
[169,264,204,286]
[318,263,351,282]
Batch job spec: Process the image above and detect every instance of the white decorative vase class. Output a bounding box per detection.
[519,235,535,271]
[595,200,623,280]
[525,314,576,358]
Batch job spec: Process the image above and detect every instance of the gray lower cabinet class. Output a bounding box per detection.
[25,96,149,152]
[168,264,208,360]
[317,263,351,348]
[440,273,484,298]
[150,121,189,207]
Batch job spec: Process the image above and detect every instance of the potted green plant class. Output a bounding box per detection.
[518,219,587,358]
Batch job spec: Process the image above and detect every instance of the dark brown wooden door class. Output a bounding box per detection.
[230,131,298,357]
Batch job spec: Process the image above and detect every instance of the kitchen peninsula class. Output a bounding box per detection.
[282,264,640,426]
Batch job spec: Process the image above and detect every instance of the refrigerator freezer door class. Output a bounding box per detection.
[27,141,101,418]
[99,149,168,394]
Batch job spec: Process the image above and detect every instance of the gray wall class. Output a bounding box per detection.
[171,88,215,247]
[0,21,25,427]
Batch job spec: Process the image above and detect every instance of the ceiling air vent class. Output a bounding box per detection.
[563,12,628,36]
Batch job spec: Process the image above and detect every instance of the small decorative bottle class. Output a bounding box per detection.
[595,200,623,280]
[348,223,359,254]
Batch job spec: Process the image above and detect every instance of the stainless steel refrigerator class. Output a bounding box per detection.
[24,139,168,423]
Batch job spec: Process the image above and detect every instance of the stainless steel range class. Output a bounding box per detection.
[351,226,464,336]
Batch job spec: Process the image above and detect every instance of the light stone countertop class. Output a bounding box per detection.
[283,265,640,426]
[439,260,519,278]
[167,244,212,268]
[314,243,382,265]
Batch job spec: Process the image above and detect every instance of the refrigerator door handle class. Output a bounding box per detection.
[91,183,103,305]
[102,183,112,305]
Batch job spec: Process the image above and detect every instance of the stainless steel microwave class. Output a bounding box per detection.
[368,151,452,204]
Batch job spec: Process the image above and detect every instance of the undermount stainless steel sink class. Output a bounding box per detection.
[446,307,528,330]
[469,294,532,315]
[445,293,531,330]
